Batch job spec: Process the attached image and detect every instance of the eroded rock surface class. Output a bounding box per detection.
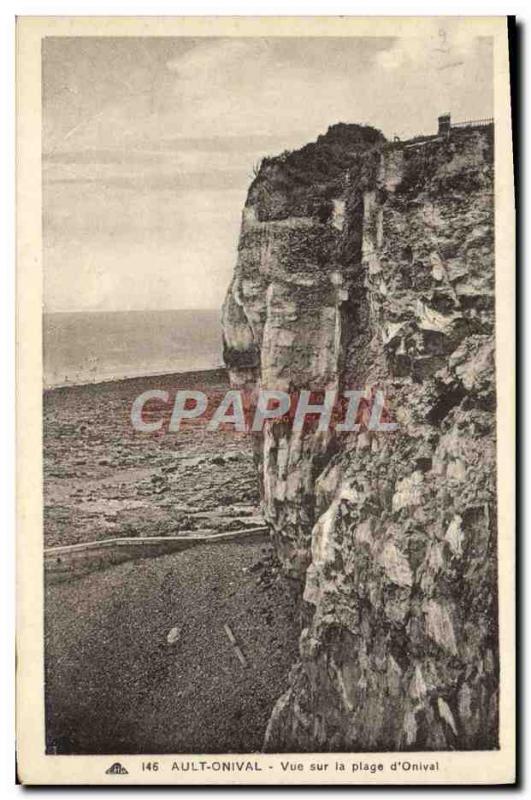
[223,123,497,751]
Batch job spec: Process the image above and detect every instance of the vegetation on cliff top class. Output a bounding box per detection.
[248,123,386,222]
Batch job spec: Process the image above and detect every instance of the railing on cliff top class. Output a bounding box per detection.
[451,117,494,129]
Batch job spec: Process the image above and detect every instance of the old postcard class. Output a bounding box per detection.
[16,16,515,785]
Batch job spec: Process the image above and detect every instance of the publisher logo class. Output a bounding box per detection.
[105,762,128,775]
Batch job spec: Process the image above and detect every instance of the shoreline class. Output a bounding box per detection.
[44,364,227,393]
[43,365,259,549]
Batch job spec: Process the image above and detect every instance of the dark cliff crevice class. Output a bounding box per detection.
[222,122,497,752]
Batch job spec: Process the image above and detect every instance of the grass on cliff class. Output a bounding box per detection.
[249,123,385,221]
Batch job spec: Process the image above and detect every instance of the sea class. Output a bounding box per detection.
[43,309,224,389]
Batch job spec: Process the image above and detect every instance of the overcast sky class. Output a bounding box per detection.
[43,33,493,312]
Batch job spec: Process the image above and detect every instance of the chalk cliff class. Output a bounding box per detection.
[222,122,497,751]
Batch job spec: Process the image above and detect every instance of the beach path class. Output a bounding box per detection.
[45,538,299,755]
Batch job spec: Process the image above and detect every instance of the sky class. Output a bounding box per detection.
[42,32,493,312]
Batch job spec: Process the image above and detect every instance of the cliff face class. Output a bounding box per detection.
[222,122,497,751]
